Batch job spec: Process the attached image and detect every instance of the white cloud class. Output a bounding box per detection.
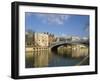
[36,13,70,25]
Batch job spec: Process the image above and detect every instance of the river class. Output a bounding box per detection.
[25,46,89,68]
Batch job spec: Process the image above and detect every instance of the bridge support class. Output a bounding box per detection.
[51,47,58,54]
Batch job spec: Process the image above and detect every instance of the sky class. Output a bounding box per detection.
[25,12,89,37]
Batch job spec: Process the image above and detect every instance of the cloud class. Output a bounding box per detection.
[36,13,70,25]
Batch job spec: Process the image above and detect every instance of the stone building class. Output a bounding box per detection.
[34,32,48,47]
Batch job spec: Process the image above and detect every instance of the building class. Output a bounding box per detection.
[48,33,55,46]
[71,36,80,41]
[82,37,89,41]
[34,32,48,47]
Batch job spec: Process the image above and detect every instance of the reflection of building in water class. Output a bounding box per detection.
[33,51,49,67]
[71,44,89,58]
[34,32,48,47]
[58,44,89,58]
[25,51,50,68]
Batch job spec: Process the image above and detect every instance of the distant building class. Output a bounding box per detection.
[34,32,48,47]
[82,37,89,41]
[58,36,81,42]
[71,36,80,41]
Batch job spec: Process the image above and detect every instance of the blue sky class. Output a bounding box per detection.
[25,12,89,37]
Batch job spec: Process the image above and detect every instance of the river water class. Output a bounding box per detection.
[25,47,89,68]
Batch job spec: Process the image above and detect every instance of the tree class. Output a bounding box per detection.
[25,29,35,46]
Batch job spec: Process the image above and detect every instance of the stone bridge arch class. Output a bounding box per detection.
[49,41,88,53]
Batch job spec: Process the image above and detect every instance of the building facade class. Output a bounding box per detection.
[71,36,80,41]
[34,32,48,47]
[48,34,55,46]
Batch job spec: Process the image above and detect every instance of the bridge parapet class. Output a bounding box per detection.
[49,40,88,48]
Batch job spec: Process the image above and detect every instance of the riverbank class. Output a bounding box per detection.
[25,46,49,52]
[75,55,89,65]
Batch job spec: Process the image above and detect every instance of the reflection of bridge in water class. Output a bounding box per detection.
[49,40,89,58]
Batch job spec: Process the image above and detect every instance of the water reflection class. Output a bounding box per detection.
[25,51,51,68]
[57,45,89,58]
[25,45,89,68]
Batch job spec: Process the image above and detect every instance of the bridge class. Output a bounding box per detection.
[49,40,89,57]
